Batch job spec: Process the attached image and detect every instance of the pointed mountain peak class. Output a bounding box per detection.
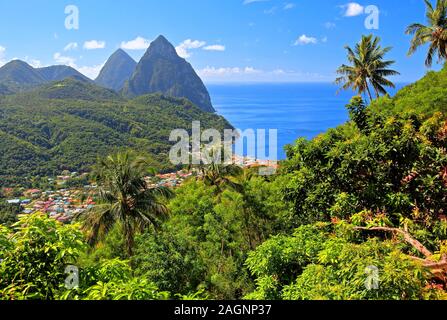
[112,48,134,59]
[146,35,178,58]
[153,35,170,44]
[95,48,137,91]
[124,35,215,112]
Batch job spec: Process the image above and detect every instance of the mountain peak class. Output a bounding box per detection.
[153,35,170,44]
[146,35,178,58]
[95,48,137,91]
[0,59,45,88]
[123,35,215,112]
[112,48,131,58]
[3,59,34,70]
[37,65,92,83]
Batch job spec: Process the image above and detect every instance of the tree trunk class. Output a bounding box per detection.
[354,226,432,257]
[354,226,447,280]
[124,223,134,256]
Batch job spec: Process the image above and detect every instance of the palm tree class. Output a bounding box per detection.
[406,0,447,67]
[76,152,173,256]
[336,35,400,102]
[189,146,243,193]
[198,162,244,194]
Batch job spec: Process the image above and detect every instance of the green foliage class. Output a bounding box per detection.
[76,152,173,256]
[132,230,205,295]
[0,213,169,300]
[282,107,447,231]
[0,213,86,299]
[0,203,20,226]
[406,0,447,67]
[246,223,434,300]
[132,177,286,299]
[346,96,368,132]
[29,78,120,101]
[60,258,170,301]
[373,65,447,116]
[81,278,168,300]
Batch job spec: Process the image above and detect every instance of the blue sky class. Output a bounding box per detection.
[0,0,441,83]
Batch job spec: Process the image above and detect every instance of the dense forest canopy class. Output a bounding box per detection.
[0,79,231,187]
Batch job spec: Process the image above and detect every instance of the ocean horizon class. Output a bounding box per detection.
[209,82,407,160]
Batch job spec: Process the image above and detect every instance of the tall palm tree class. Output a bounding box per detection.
[406,0,447,67]
[336,35,400,102]
[76,152,173,256]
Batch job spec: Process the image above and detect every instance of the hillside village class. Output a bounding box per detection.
[2,156,278,223]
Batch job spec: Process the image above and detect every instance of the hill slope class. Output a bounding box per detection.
[0,60,46,92]
[123,35,215,113]
[0,83,232,186]
[95,49,137,91]
[21,78,121,101]
[0,61,94,94]
[37,65,92,83]
[371,64,447,117]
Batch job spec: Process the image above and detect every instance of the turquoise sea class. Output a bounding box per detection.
[208,83,405,160]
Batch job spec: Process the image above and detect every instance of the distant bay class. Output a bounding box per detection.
[209,83,406,160]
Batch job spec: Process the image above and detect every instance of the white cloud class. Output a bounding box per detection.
[203,44,226,52]
[324,22,336,29]
[273,69,286,75]
[284,3,295,10]
[243,0,269,4]
[264,6,277,14]
[83,40,106,50]
[23,56,44,68]
[77,63,105,79]
[321,37,328,43]
[120,36,151,50]
[53,52,76,67]
[176,39,206,58]
[198,66,331,83]
[0,46,6,67]
[64,42,78,51]
[342,2,364,17]
[294,34,318,45]
[244,67,261,74]
[198,66,262,77]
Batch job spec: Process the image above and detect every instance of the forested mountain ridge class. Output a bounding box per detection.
[0,60,92,94]
[0,60,46,92]
[36,65,92,83]
[0,79,232,187]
